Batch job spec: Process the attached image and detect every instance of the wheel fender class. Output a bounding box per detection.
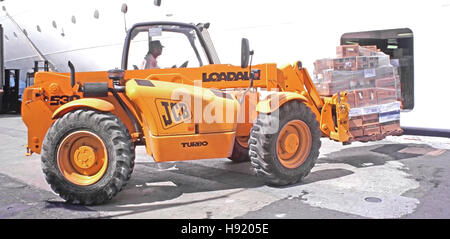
[52,98,115,119]
[256,92,308,114]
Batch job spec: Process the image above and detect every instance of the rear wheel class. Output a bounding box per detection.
[249,101,321,185]
[41,109,135,205]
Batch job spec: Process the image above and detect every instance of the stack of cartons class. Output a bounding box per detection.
[313,45,403,141]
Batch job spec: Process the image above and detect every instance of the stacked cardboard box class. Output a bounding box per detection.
[313,45,403,142]
[347,101,403,142]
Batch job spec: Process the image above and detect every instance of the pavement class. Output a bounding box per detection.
[0,114,449,219]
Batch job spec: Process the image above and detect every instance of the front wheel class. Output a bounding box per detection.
[41,109,135,205]
[249,101,321,185]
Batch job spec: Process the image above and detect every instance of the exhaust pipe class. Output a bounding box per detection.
[68,61,75,87]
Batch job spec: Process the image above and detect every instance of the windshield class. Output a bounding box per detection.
[126,24,210,70]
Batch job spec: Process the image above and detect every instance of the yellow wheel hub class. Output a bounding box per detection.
[74,146,96,169]
[276,120,312,169]
[57,131,108,186]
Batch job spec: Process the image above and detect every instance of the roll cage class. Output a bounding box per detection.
[121,21,220,70]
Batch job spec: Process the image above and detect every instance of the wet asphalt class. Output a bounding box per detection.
[0,114,449,219]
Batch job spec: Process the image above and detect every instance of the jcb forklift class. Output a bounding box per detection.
[1,69,21,113]
[21,22,350,205]
[0,23,25,114]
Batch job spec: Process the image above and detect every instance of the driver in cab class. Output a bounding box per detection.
[141,40,164,69]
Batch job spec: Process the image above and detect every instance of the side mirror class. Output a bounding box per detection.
[121,3,128,13]
[241,38,250,68]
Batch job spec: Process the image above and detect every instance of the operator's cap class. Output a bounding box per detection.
[150,40,164,49]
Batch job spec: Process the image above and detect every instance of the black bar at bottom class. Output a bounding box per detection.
[402,126,450,138]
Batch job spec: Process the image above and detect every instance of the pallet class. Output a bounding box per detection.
[349,128,403,142]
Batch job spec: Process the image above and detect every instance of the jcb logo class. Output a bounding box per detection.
[156,99,191,129]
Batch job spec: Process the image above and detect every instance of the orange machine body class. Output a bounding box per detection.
[22,62,350,161]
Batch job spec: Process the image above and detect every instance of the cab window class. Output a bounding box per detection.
[127,25,209,70]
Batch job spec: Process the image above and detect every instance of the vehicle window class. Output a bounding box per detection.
[10,76,15,87]
[128,25,209,70]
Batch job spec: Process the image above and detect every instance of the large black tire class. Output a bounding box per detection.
[41,109,135,205]
[228,136,250,163]
[249,101,321,186]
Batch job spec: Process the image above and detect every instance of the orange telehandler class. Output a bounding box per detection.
[21,22,351,205]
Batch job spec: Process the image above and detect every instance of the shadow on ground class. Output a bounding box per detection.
[317,143,432,168]
[48,142,443,218]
